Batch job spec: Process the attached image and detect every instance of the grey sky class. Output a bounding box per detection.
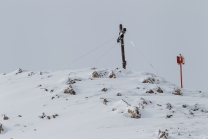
[0,0,207,91]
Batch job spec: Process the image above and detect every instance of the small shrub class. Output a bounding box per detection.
[0,124,4,134]
[112,108,117,111]
[40,113,57,120]
[140,98,149,105]
[173,88,182,95]
[192,104,199,111]
[109,71,116,78]
[92,71,99,78]
[146,89,154,94]
[166,115,173,118]
[157,87,163,93]
[117,93,122,96]
[128,107,141,119]
[66,78,76,85]
[47,116,51,120]
[101,88,107,92]
[103,99,108,105]
[3,115,9,120]
[142,77,155,84]
[189,110,194,116]
[40,113,46,119]
[16,68,22,74]
[158,130,168,139]
[182,104,187,108]
[63,87,76,95]
[166,103,172,110]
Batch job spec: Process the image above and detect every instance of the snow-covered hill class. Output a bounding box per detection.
[0,68,207,139]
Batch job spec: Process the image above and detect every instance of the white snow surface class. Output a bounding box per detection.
[0,68,208,139]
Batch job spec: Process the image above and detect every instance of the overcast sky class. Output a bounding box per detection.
[0,0,207,91]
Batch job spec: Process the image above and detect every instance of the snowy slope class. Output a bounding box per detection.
[0,68,208,139]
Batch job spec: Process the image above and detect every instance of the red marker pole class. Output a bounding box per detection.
[177,54,185,88]
[180,62,183,88]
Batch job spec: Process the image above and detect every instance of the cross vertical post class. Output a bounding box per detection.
[117,24,127,69]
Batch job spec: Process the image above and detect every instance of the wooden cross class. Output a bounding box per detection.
[117,24,127,69]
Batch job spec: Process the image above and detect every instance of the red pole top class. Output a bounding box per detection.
[177,54,185,65]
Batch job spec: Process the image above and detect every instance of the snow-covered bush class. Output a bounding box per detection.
[158,130,169,139]
[63,86,76,95]
[108,71,116,78]
[0,124,4,134]
[128,107,141,119]
[172,88,182,95]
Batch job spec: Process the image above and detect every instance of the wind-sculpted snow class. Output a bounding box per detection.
[0,68,208,139]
